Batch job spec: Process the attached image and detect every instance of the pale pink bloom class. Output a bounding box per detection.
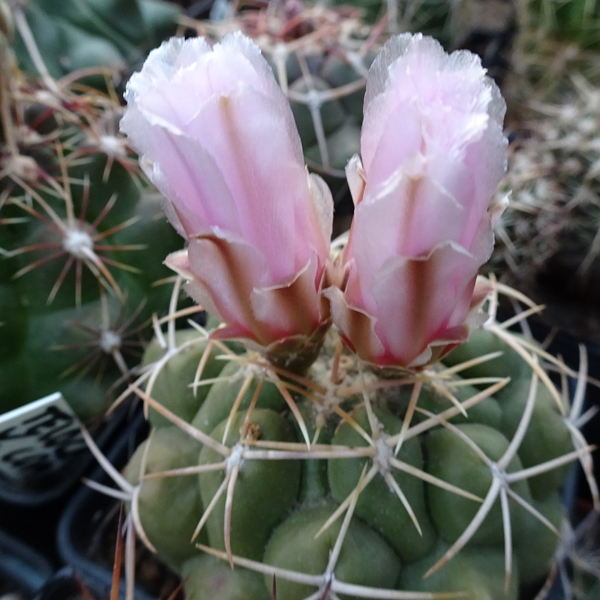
[326,33,507,368]
[121,33,333,357]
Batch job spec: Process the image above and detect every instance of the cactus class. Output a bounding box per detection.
[328,0,451,37]
[9,0,181,90]
[107,277,595,600]
[489,72,600,331]
[85,26,596,600]
[0,18,185,421]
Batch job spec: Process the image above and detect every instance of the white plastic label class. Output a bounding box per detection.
[0,392,87,480]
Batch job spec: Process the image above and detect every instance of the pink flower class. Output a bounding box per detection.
[121,33,333,362]
[326,33,507,368]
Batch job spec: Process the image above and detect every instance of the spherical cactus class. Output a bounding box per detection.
[123,425,206,572]
[112,28,594,600]
[11,0,180,89]
[0,38,185,422]
[122,295,588,600]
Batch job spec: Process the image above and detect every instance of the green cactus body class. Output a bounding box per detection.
[71,156,141,225]
[443,327,526,381]
[399,540,519,600]
[390,376,503,429]
[198,408,301,561]
[14,0,179,82]
[425,423,533,546]
[292,399,336,504]
[57,377,115,423]
[513,491,563,585]
[55,18,128,78]
[328,405,437,562]
[121,306,581,598]
[22,300,121,419]
[123,426,206,572]
[12,2,64,78]
[110,192,185,315]
[191,360,287,435]
[142,330,228,428]
[0,354,31,414]
[443,328,574,499]
[0,228,19,283]
[499,378,573,499]
[0,282,28,362]
[181,555,270,600]
[16,224,108,311]
[138,0,181,47]
[263,502,401,600]
[36,0,140,58]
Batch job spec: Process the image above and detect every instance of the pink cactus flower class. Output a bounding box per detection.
[121,33,333,366]
[326,33,508,368]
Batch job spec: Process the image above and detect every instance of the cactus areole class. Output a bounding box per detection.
[120,31,586,600]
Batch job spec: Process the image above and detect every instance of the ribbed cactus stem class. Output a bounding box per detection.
[104,275,596,600]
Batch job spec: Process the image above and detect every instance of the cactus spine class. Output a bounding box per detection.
[108,275,595,600]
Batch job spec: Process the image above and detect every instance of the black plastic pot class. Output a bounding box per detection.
[0,528,54,600]
[56,410,180,600]
[0,400,143,570]
[33,566,90,600]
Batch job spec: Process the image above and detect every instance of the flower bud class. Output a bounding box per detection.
[122,33,333,369]
[327,33,507,368]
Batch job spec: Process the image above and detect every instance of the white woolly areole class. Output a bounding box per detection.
[63,229,94,259]
[100,330,122,354]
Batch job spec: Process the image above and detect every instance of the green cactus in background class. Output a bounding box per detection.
[327,0,451,38]
[0,9,186,421]
[97,279,596,600]
[9,0,181,89]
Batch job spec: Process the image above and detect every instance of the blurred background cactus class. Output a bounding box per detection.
[10,0,180,90]
[490,75,600,339]
[483,0,600,341]
[0,0,185,421]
